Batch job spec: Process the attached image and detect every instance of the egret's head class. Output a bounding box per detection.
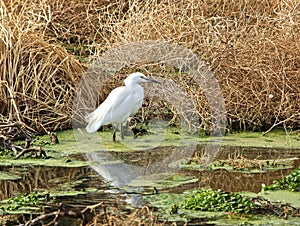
[124,72,160,86]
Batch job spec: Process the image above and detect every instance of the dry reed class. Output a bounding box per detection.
[0,1,86,133]
[1,0,299,133]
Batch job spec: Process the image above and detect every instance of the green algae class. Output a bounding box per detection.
[259,190,300,208]
[7,127,296,164]
[51,128,300,154]
[0,158,87,168]
[0,172,21,180]
[128,173,198,189]
[222,129,300,149]
[170,157,298,173]
[1,127,299,165]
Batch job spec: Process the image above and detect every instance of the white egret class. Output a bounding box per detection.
[85,72,160,141]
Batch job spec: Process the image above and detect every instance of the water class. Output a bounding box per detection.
[0,145,299,225]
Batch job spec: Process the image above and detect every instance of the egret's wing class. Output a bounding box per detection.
[85,87,125,122]
[86,86,134,133]
[99,87,134,124]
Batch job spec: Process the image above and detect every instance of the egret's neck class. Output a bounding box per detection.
[126,83,143,93]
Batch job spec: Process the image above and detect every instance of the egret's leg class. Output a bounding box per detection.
[120,124,124,139]
[113,124,119,142]
[124,119,130,136]
[113,132,116,142]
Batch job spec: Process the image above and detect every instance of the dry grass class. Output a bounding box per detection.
[0,1,86,133]
[1,0,299,133]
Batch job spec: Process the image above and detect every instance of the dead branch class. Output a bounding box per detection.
[15,147,47,159]
[25,202,107,226]
[0,119,48,158]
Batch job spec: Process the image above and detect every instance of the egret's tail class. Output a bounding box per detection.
[85,111,102,133]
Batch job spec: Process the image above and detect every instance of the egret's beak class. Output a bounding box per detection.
[144,77,160,84]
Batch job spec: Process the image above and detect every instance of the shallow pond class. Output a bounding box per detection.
[1,129,300,225]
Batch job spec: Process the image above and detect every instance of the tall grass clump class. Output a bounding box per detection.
[0,1,85,133]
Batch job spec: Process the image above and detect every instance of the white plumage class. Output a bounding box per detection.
[85,72,159,141]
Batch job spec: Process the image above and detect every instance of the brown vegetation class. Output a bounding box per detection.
[1,0,299,134]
